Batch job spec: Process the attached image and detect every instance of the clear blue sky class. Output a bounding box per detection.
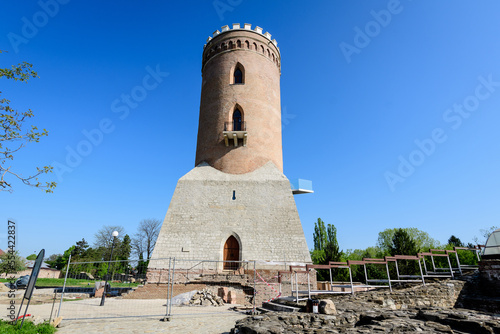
[1,1,499,258]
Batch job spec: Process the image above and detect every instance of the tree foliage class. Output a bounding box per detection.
[309,223,486,284]
[390,229,419,256]
[377,227,439,255]
[310,218,343,281]
[325,224,342,263]
[389,229,419,276]
[0,251,26,274]
[47,230,133,278]
[0,52,56,193]
[447,235,463,247]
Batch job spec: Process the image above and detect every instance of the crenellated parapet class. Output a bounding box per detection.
[202,23,281,72]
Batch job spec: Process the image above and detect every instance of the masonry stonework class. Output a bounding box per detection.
[149,162,311,271]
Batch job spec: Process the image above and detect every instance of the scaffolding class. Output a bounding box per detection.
[278,246,482,301]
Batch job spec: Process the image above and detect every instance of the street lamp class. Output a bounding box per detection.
[100,230,119,306]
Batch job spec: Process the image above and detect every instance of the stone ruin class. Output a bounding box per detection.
[189,289,225,306]
[233,280,500,333]
[187,287,242,306]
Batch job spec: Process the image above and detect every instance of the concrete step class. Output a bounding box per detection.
[262,301,300,313]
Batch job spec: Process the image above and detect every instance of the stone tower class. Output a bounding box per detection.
[149,24,311,273]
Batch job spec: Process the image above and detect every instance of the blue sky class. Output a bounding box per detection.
[1,1,499,258]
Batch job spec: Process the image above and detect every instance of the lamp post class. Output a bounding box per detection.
[100,230,119,306]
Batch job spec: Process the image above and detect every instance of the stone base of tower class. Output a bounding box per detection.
[148,161,312,273]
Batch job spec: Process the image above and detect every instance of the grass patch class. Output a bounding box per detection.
[1,278,139,288]
[0,319,56,334]
[35,278,139,288]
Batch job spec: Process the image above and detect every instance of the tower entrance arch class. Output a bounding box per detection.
[223,235,240,270]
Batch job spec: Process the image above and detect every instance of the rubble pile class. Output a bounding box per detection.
[189,289,225,306]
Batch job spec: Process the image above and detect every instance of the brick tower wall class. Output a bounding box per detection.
[195,28,283,174]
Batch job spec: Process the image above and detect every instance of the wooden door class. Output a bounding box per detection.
[223,236,239,270]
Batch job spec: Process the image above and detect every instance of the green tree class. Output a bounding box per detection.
[390,229,419,256]
[325,224,342,263]
[447,235,463,247]
[311,218,327,264]
[0,53,56,192]
[339,247,387,283]
[313,218,327,251]
[45,253,62,269]
[136,253,148,278]
[0,251,26,274]
[310,218,344,281]
[390,229,419,276]
[377,227,439,255]
[444,243,478,267]
[114,234,132,274]
[26,254,37,260]
[116,234,131,260]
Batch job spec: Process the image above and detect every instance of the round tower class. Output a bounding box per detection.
[195,23,282,174]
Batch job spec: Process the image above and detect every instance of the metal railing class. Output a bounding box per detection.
[224,121,246,131]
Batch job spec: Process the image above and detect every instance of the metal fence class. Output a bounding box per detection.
[26,257,258,322]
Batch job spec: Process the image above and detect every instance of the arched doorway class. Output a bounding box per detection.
[223,236,240,270]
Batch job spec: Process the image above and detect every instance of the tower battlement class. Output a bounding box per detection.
[202,23,280,72]
[204,23,278,48]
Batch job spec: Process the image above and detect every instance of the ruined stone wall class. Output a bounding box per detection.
[327,280,466,310]
[143,267,316,308]
[479,259,500,296]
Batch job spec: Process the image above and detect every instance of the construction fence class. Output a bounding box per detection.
[21,257,294,322]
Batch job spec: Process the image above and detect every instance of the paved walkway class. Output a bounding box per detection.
[23,298,247,334]
[56,313,245,334]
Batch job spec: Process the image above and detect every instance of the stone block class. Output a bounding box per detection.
[218,287,229,302]
[228,291,237,304]
[319,299,337,315]
[94,287,104,298]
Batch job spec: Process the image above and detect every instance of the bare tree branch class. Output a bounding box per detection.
[94,225,125,248]
[132,218,162,259]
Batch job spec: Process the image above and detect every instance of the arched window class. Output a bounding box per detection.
[236,40,241,48]
[253,42,257,50]
[228,41,233,49]
[232,63,244,84]
[245,40,250,49]
[233,109,242,131]
[260,45,264,53]
[234,68,243,84]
